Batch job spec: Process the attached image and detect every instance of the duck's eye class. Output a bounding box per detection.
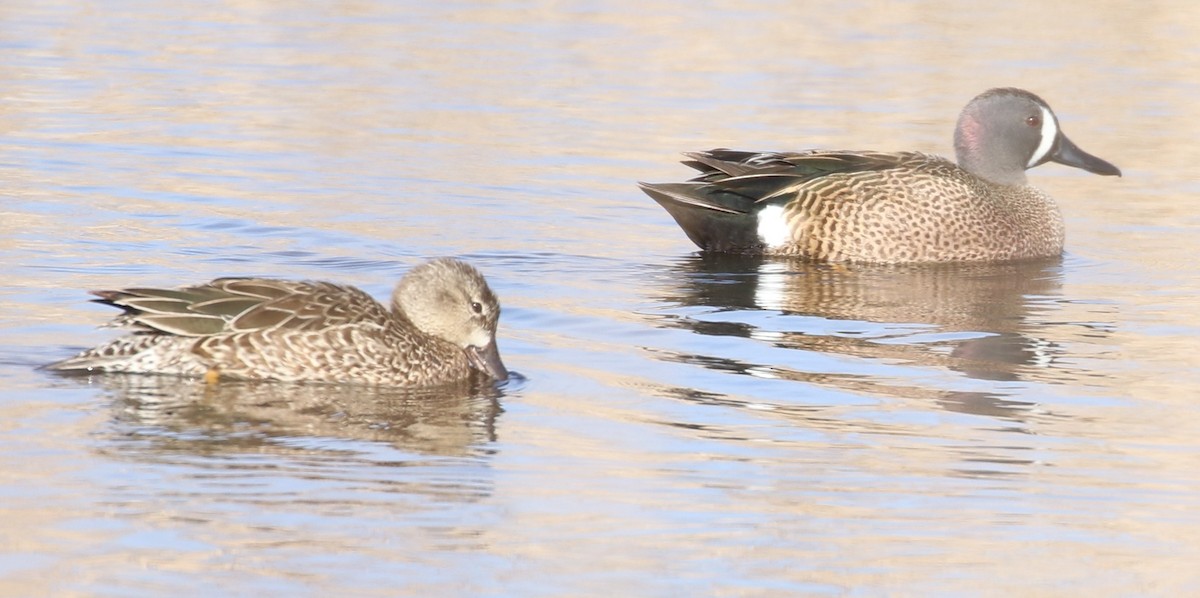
[471,301,483,315]
[1026,115,1041,127]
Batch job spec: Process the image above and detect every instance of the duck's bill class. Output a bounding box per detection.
[465,341,508,381]
[1047,133,1122,177]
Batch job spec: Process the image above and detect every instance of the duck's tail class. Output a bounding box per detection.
[637,182,765,252]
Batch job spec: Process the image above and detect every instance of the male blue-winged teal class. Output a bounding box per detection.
[639,88,1121,263]
[47,258,507,387]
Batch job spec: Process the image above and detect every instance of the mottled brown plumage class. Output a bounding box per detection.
[47,258,507,387]
[639,88,1121,263]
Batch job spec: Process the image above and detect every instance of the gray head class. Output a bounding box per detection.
[953,87,1121,186]
[392,258,507,380]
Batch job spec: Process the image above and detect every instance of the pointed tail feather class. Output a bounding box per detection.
[638,182,764,252]
[637,182,744,214]
[43,334,176,373]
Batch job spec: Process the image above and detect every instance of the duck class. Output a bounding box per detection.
[638,87,1121,263]
[45,257,507,387]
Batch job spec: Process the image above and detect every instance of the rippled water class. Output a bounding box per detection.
[3,1,1200,595]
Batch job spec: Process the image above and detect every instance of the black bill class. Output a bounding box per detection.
[1044,132,1122,177]
[465,341,508,381]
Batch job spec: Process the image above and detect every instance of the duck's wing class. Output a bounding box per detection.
[688,148,920,187]
[92,278,389,337]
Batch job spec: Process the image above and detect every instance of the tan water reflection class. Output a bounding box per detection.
[82,374,502,459]
[3,0,1200,594]
[649,255,1108,416]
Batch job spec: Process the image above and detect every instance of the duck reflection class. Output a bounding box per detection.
[652,253,1080,420]
[82,374,503,460]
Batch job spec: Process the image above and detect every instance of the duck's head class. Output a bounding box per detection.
[393,258,507,381]
[954,87,1121,186]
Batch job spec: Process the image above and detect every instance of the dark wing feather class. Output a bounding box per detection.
[189,296,267,317]
[135,315,229,336]
[91,288,228,335]
[666,149,927,209]
[211,278,297,300]
[687,149,913,179]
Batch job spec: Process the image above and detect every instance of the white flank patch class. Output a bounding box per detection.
[1027,105,1058,167]
[756,204,791,249]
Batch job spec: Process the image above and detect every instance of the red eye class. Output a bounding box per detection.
[1026,115,1041,127]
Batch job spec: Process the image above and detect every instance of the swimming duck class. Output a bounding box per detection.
[639,87,1121,263]
[46,258,507,387]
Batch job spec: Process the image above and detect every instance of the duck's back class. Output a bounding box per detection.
[48,278,472,386]
[641,149,1064,263]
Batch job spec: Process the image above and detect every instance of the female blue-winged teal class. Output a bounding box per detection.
[47,258,507,387]
[639,88,1121,263]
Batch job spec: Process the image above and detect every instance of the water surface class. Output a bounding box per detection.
[2,1,1200,595]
